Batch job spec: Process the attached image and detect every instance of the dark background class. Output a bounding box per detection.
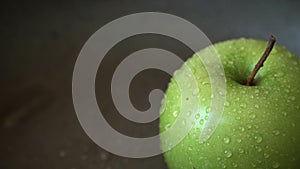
[1,0,300,169]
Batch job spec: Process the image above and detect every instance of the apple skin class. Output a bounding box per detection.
[159,38,300,169]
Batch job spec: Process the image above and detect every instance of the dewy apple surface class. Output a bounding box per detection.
[160,38,300,169]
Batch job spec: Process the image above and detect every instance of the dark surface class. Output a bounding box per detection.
[1,0,300,169]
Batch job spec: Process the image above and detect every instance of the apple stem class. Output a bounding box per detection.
[246,35,276,86]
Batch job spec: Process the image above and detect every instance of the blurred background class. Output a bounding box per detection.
[1,0,299,169]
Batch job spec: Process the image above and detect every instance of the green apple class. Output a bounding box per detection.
[159,38,300,169]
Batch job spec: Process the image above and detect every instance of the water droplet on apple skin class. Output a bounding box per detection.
[247,124,252,129]
[172,111,179,117]
[182,119,186,125]
[238,148,244,154]
[239,103,246,108]
[264,152,270,158]
[281,111,287,117]
[232,162,238,168]
[250,114,256,119]
[272,162,280,168]
[164,123,171,130]
[239,126,245,132]
[192,89,199,96]
[206,107,211,114]
[223,137,230,144]
[199,119,204,125]
[235,116,241,120]
[272,130,280,136]
[289,96,296,101]
[224,150,232,158]
[251,162,256,168]
[255,145,262,152]
[254,135,263,143]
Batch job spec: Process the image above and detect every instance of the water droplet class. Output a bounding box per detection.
[195,113,200,119]
[255,145,262,152]
[221,164,227,169]
[188,146,193,151]
[291,122,296,127]
[237,138,242,143]
[205,115,209,120]
[238,148,244,154]
[202,81,209,85]
[217,157,221,161]
[291,137,296,143]
[247,124,252,129]
[192,89,199,96]
[232,162,238,168]
[235,116,241,120]
[223,137,231,144]
[240,103,246,108]
[172,111,179,117]
[264,152,270,158]
[239,127,245,132]
[206,107,211,114]
[292,61,298,65]
[164,124,171,130]
[272,130,280,136]
[201,98,206,102]
[186,72,192,77]
[281,111,287,117]
[289,96,296,101]
[224,150,232,158]
[254,104,259,109]
[250,114,256,119]
[250,95,254,99]
[199,119,204,125]
[272,162,280,168]
[218,90,225,96]
[254,135,263,143]
[224,101,230,107]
